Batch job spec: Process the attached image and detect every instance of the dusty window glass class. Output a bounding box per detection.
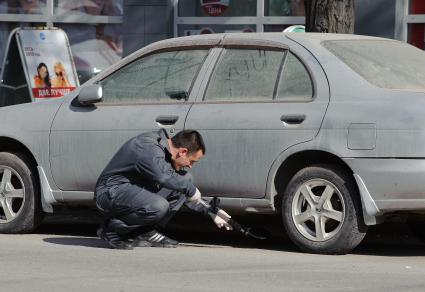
[323,40,425,90]
[277,52,313,100]
[206,49,284,101]
[101,50,208,103]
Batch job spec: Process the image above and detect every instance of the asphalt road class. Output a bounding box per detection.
[1,210,425,292]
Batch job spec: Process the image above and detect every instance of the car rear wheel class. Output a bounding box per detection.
[0,152,44,233]
[282,164,367,254]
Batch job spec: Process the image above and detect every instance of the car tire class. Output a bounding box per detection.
[0,152,44,233]
[282,164,367,254]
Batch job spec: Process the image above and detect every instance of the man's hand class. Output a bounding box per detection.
[211,209,233,230]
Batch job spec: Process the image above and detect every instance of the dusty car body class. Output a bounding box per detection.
[2,32,425,254]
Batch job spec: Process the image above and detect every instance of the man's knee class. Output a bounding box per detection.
[148,197,170,221]
[95,191,112,214]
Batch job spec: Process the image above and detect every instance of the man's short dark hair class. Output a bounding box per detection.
[171,130,205,154]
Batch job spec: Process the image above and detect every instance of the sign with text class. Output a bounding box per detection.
[18,29,79,99]
[200,0,229,16]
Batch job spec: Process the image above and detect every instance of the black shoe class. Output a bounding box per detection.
[97,226,133,250]
[136,230,178,248]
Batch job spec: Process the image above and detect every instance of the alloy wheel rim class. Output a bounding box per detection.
[0,166,25,224]
[291,179,345,242]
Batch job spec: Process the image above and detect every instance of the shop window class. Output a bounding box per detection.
[0,0,46,14]
[0,23,42,75]
[54,0,123,16]
[205,48,284,101]
[264,25,298,32]
[409,0,425,14]
[265,0,305,16]
[408,24,425,50]
[58,23,122,83]
[408,1,425,50]
[179,24,255,36]
[0,32,31,106]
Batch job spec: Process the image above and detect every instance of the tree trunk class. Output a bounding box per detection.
[305,0,354,33]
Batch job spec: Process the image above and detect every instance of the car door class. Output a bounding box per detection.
[49,47,213,192]
[185,38,330,198]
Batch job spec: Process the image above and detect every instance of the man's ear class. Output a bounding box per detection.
[179,148,188,156]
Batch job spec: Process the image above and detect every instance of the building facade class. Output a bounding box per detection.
[0,0,420,85]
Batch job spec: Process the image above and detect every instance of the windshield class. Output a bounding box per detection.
[322,39,425,90]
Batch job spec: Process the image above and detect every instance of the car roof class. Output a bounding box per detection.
[286,32,390,41]
[137,33,397,58]
[157,32,393,46]
[285,32,396,51]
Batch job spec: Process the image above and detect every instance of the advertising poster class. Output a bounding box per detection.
[18,29,79,99]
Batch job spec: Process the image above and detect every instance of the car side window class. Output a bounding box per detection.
[100,49,208,103]
[277,52,313,101]
[205,48,284,101]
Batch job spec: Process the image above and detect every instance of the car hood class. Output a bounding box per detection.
[0,97,67,134]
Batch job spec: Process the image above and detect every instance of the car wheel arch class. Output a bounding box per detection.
[0,137,40,193]
[270,150,357,211]
[0,137,39,169]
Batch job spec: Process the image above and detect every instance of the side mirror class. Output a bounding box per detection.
[77,84,103,105]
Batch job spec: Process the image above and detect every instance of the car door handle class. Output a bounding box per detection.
[155,115,179,126]
[280,114,306,126]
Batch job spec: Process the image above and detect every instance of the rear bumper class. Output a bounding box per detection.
[343,158,425,212]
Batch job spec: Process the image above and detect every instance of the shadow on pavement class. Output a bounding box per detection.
[43,237,111,249]
[353,223,425,257]
[37,209,425,256]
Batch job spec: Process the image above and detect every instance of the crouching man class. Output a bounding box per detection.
[94,129,232,249]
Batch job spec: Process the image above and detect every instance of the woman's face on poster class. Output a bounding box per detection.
[38,65,48,79]
[54,64,64,76]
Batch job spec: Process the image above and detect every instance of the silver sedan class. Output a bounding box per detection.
[2,32,425,254]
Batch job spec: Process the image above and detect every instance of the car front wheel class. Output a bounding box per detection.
[282,165,367,254]
[0,152,44,233]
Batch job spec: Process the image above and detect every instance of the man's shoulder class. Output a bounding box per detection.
[129,129,168,151]
[133,129,164,143]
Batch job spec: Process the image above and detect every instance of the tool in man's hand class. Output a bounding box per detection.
[209,197,268,240]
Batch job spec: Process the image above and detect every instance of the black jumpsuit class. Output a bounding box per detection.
[94,129,202,235]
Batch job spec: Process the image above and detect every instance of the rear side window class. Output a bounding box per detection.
[277,52,313,100]
[323,40,425,90]
[100,49,208,103]
[205,48,284,101]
